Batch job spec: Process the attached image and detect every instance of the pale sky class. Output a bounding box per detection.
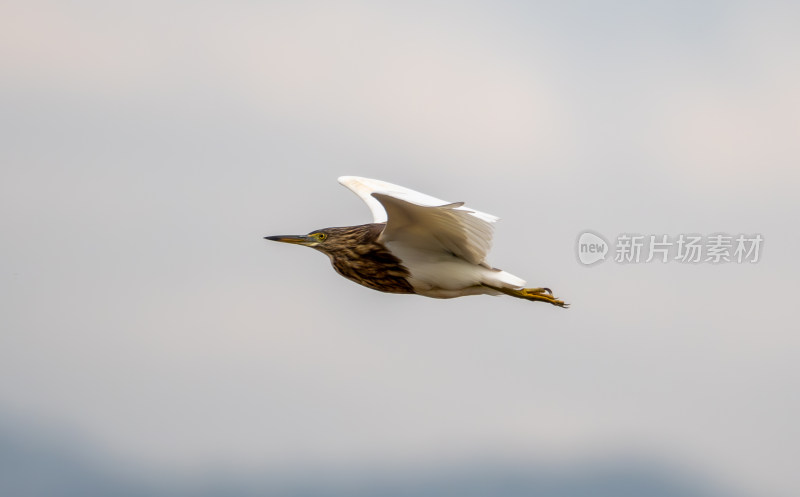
[1,1,798,496]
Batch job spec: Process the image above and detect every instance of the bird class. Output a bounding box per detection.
[264,176,567,307]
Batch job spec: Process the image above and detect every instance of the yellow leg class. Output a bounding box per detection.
[521,287,552,295]
[486,285,569,308]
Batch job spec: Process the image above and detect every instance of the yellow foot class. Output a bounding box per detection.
[518,287,569,308]
[521,287,552,296]
[487,285,569,308]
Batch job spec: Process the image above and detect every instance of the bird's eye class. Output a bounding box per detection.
[316,233,327,241]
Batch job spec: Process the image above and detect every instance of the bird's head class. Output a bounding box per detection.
[265,224,381,257]
[264,229,335,251]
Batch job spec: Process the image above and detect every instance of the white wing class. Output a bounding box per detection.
[338,176,498,265]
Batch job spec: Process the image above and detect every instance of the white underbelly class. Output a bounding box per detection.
[387,242,525,297]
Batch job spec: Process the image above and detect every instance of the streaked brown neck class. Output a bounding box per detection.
[316,223,414,294]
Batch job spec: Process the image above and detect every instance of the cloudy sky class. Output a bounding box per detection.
[1,1,798,496]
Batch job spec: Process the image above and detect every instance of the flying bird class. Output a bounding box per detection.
[265,176,567,307]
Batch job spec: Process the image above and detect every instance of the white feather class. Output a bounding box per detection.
[338,176,499,224]
[386,243,526,297]
[338,176,526,296]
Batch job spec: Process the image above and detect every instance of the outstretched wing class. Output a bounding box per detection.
[338,176,498,264]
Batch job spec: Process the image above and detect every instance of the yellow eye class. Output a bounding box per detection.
[315,232,327,241]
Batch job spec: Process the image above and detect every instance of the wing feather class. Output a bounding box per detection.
[338,176,497,265]
[338,176,498,224]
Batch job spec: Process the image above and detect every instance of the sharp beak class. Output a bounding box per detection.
[264,234,312,245]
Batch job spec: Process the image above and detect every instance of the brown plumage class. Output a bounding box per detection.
[314,224,414,294]
[265,223,414,294]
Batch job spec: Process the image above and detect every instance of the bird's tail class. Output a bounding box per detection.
[489,269,526,289]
